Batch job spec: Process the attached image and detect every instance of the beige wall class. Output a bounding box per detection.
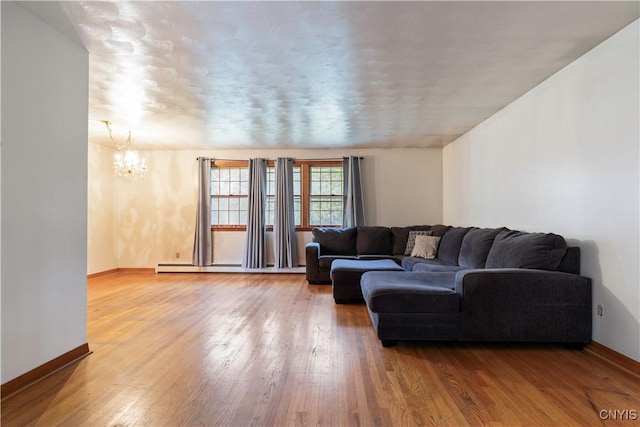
[2,3,89,382]
[87,147,442,268]
[443,21,639,361]
[88,143,117,274]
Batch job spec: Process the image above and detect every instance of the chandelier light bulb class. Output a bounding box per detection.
[103,120,148,177]
[114,148,148,177]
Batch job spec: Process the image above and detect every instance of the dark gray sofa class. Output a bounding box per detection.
[306,225,592,347]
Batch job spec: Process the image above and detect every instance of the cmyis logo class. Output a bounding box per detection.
[599,409,638,420]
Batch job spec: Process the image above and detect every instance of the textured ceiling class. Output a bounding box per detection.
[54,1,639,150]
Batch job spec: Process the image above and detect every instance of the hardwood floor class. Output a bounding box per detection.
[2,272,639,426]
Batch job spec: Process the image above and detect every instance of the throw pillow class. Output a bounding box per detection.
[404,230,432,255]
[410,235,441,259]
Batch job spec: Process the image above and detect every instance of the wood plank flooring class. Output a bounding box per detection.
[2,272,639,426]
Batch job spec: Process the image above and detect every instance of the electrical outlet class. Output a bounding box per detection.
[597,304,604,317]
[176,252,180,259]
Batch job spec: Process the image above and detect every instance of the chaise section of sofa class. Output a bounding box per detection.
[359,227,592,347]
[455,268,592,343]
[361,266,591,347]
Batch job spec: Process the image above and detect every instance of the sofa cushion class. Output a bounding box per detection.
[401,256,460,272]
[437,227,473,265]
[356,226,392,255]
[557,247,581,275]
[391,225,432,255]
[357,255,400,262]
[458,227,505,268]
[428,224,452,237]
[412,262,466,273]
[318,255,358,268]
[312,227,357,255]
[361,271,459,313]
[485,230,568,270]
[331,259,403,275]
[404,230,432,255]
[411,235,441,259]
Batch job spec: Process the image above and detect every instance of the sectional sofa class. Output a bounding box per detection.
[305,225,592,347]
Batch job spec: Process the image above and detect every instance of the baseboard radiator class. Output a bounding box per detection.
[156,263,306,273]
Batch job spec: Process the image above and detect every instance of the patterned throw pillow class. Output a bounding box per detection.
[404,230,432,255]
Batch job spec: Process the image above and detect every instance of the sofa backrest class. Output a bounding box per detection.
[557,247,581,275]
[458,227,506,268]
[312,227,357,255]
[429,224,452,237]
[390,225,433,255]
[437,227,473,265]
[356,226,392,255]
[314,225,439,256]
[312,225,582,274]
[485,229,568,271]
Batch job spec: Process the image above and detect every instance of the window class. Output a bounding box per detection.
[308,165,343,226]
[210,160,342,230]
[210,162,249,228]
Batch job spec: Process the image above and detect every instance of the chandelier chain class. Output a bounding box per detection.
[101,120,132,150]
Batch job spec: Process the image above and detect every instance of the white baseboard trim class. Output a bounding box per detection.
[156,263,306,274]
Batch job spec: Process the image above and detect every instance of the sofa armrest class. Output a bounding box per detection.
[455,268,592,343]
[305,242,321,283]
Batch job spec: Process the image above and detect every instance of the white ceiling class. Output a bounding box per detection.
[34,1,640,150]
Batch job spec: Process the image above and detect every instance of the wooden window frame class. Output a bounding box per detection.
[306,163,344,229]
[210,160,249,231]
[210,159,342,231]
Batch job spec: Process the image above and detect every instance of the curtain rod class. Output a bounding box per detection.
[197,156,363,161]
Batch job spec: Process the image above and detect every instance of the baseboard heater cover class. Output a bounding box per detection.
[156,263,306,273]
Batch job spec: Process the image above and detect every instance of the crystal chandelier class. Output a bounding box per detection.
[102,120,148,177]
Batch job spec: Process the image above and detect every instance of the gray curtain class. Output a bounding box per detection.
[192,157,212,266]
[274,158,298,268]
[343,156,365,227]
[242,158,267,268]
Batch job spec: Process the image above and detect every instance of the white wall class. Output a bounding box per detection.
[87,143,117,275]
[0,0,3,385]
[1,2,89,382]
[102,147,442,268]
[443,21,639,361]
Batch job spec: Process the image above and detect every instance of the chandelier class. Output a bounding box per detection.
[102,120,148,177]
